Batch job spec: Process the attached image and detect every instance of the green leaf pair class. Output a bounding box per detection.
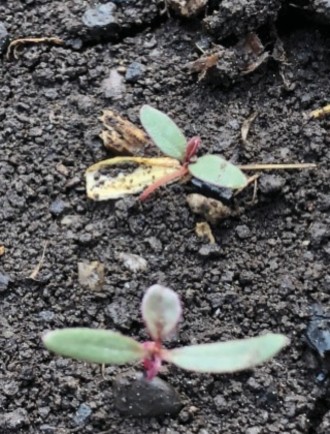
[43,285,288,377]
[43,328,288,374]
[140,105,248,190]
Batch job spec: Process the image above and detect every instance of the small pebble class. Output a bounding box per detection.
[198,244,222,258]
[82,2,117,28]
[259,174,285,195]
[125,62,145,83]
[214,394,226,410]
[0,272,9,292]
[113,371,182,417]
[38,310,55,322]
[0,408,28,430]
[0,21,9,54]
[73,403,92,425]
[309,222,328,245]
[3,381,19,397]
[236,224,251,239]
[102,69,126,100]
[246,428,262,434]
[49,199,68,216]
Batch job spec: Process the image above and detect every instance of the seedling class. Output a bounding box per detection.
[86,106,316,202]
[43,285,288,380]
[138,105,247,200]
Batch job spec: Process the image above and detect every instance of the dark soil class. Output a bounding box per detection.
[1,1,330,433]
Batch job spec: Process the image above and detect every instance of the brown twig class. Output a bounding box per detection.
[7,37,64,59]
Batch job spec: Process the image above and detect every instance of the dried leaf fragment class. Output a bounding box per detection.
[241,111,258,146]
[0,245,5,256]
[167,0,208,17]
[86,156,182,201]
[100,110,151,156]
[78,261,105,291]
[187,193,234,225]
[187,52,221,81]
[310,104,330,119]
[195,222,215,244]
[117,252,148,273]
[7,37,64,59]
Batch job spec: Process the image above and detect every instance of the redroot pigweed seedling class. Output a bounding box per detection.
[43,285,288,380]
[138,106,248,201]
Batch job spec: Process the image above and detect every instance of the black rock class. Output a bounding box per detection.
[113,371,182,417]
[125,62,145,83]
[191,178,233,203]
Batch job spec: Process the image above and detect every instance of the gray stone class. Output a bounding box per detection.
[113,371,182,417]
[246,428,262,434]
[0,408,28,430]
[214,394,226,409]
[125,62,145,83]
[38,310,55,322]
[49,199,68,216]
[3,381,19,397]
[309,222,328,245]
[0,21,9,55]
[198,244,223,258]
[0,272,9,292]
[73,403,92,425]
[236,224,251,239]
[102,69,126,99]
[259,174,285,195]
[82,3,117,28]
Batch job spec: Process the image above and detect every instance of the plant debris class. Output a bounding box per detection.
[241,111,258,147]
[6,37,64,59]
[116,252,148,273]
[28,241,48,281]
[86,156,181,201]
[167,0,208,17]
[99,110,151,156]
[309,104,330,120]
[187,193,236,225]
[195,221,215,244]
[187,33,270,85]
[78,261,105,291]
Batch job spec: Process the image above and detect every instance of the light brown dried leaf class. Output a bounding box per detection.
[100,110,151,156]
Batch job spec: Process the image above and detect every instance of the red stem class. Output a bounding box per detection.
[139,166,189,201]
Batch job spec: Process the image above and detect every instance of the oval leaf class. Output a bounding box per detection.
[188,154,247,189]
[163,333,289,373]
[142,284,182,341]
[43,328,146,365]
[140,105,187,161]
[86,156,181,200]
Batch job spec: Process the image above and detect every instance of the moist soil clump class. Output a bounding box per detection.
[1,1,330,433]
